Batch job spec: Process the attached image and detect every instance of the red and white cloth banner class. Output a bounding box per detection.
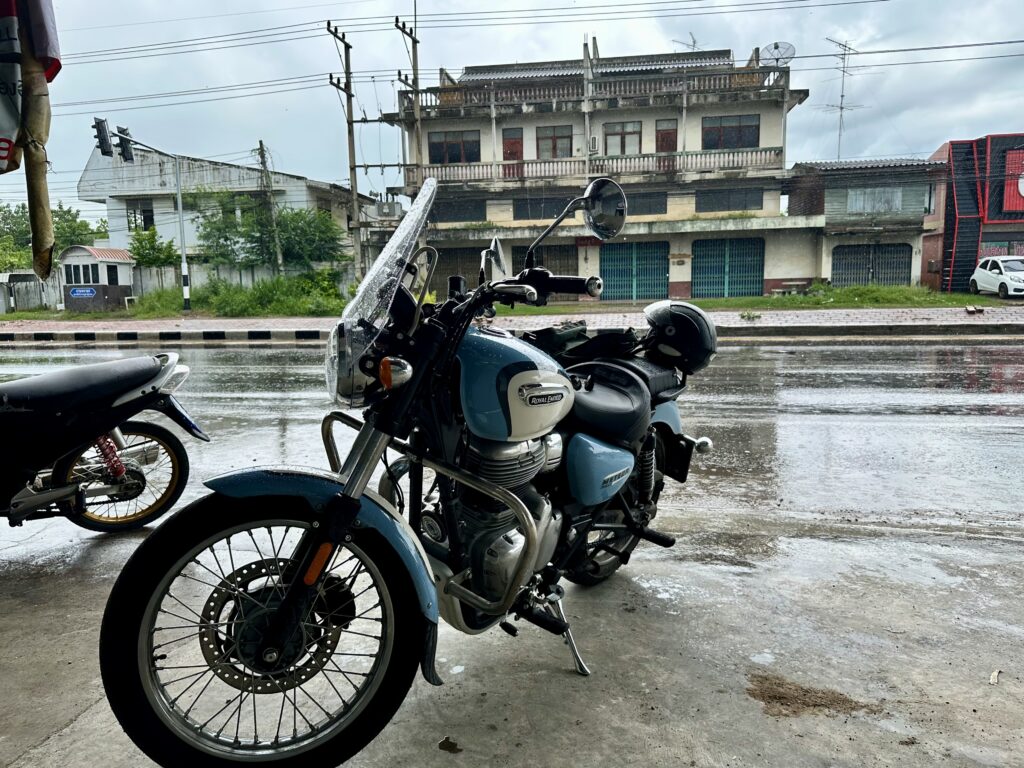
[1005,149,1024,213]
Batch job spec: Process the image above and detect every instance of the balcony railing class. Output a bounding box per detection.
[401,68,789,112]
[402,147,783,186]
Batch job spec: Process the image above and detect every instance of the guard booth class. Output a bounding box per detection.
[57,246,136,311]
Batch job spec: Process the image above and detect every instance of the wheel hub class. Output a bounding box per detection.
[107,461,146,502]
[198,558,357,693]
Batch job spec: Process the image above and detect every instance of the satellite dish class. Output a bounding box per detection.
[760,41,796,67]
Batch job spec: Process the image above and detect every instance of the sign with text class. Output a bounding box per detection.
[1005,149,1024,212]
[69,287,96,298]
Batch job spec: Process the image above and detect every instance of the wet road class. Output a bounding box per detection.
[1,344,1022,767]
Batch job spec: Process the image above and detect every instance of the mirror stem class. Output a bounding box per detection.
[524,196,586,270]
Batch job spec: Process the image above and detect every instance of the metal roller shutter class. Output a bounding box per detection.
[692,238,765,297]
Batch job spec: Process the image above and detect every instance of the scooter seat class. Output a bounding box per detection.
[0,357,163,413]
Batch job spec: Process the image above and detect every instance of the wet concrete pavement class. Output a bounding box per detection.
[1,344,1022,767]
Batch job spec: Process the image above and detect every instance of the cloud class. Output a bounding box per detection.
[3,0,1021,216]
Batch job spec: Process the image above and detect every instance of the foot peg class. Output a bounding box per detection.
[632,526,675,548]
[516,605,569,635]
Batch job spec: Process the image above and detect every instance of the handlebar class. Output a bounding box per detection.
[517,268,603,299]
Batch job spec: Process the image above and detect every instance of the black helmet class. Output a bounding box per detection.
[643,300,717,375]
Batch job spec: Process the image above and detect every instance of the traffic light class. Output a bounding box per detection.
[116,126,135,163]
[93,117,113,157]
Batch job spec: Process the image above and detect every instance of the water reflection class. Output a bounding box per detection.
[3,343,1021,524]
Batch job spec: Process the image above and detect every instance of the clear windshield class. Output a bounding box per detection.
[1003,259,1024,272]
[332,178,437,406]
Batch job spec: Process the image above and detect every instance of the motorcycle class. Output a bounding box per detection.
[0,352,209,531]
[99,177,717,768]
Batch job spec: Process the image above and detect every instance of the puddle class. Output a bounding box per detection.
[746,671,882,718]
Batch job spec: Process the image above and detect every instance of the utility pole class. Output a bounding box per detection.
[327,26,364,276]
[102,123,192,311]
[823,38,863,160]
[396,17,422,174]
[258,140,285,274]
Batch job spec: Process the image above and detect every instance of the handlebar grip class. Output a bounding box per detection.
[544,275,603,297]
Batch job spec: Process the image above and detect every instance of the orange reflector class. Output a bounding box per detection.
[379,357,393,389]
[303,542,336,586]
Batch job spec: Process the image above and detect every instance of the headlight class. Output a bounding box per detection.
[1010,275,1024,283]
[325,322,374,407]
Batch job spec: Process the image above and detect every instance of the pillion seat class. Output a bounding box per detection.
[0,357,163,413]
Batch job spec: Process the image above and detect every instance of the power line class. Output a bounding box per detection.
[53,83,326,118]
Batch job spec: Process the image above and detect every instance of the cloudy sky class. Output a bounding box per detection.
[2,0,1022,225]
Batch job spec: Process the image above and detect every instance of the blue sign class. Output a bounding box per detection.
[70,287,97,298]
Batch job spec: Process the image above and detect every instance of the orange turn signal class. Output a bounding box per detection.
[303,542,336,586]
[379,357,394,389]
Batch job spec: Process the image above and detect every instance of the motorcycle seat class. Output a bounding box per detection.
[566,361,651,450]
[0,356,163,413]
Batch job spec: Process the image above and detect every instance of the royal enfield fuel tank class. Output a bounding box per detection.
[457,326,574,442]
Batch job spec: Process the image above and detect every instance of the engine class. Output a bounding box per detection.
[459,433,564,600]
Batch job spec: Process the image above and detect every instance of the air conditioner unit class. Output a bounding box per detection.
[589,135,599,154]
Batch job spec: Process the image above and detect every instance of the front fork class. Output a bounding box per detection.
[256,423,391,665]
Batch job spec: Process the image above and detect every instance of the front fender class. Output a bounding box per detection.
[205,465,438,625]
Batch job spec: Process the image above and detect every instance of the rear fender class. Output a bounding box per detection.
[651,400,694,483]
[204,466,438,625]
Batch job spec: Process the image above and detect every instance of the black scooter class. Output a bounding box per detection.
[0,353,209,532]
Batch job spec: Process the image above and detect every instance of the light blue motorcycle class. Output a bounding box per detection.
[99,177,716,768]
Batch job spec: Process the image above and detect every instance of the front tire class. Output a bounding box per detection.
[55,420,188,532]
[100,494,425,768]
[999,283,1009,299]
[969,279,979,294]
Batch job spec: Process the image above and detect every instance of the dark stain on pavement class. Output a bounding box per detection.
[746,671,882,718]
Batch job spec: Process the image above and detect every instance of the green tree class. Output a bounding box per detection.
[0,233,32,271]
[276,208,350,268]
[128,227,179,267]
[0,203,32,249]
[51,202,98,254]
[188,189,349,269]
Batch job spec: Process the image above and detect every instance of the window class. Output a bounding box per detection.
[701,115,760,150]
[537,125,573,160]
[847,187,903,213]
[64,264,73,284]
[513,197,577,220]
[695,188,764,212]
[107,265,119,285]
[431,199,487,223]
[72,264,81,283]
[428,131,481,164]
[317,197,332,213]
[604,121,642,156]
[628,192,668,215]
[91,264,100,284]
[978,260,990,271]
[126,198,155,231]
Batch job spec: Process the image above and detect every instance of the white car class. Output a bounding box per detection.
[970,257,1024,299]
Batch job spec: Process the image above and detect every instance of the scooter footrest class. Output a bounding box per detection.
[516,605,569,636]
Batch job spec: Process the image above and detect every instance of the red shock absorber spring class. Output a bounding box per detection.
[95,434,127,478]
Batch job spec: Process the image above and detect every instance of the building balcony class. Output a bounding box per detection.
[397,147,784,192]
[389,68,792,120]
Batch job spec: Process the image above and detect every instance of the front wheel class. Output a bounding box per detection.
[54,420,188,532]
[969,279,979,294]
[100,494,424,768]
[998,283,1009,299]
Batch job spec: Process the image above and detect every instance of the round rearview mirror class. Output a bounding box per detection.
[583,178,627,240]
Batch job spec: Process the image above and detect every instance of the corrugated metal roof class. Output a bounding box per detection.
[60,246,135,263]
[795,158,947,171]
[459,50,734,82]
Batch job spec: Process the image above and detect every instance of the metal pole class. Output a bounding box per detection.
[259,140,285,274]
[174,154,190,312]
[342,37,364,276]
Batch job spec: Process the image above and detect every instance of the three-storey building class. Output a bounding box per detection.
[384,40,821,300]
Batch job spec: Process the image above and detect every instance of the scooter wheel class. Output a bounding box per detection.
[53,420,189,532]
